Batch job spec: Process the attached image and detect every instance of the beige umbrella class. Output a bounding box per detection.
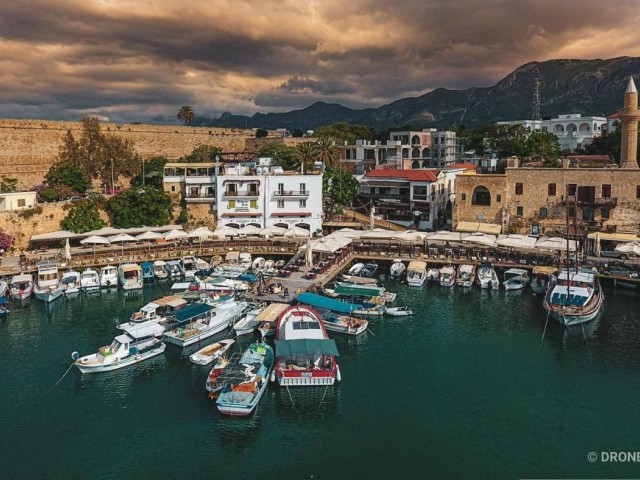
[64,238,72,261]
[164,229,189,241]
[80,235,110,255]
[213,225,240,239]
[283,226,311,238]
[109,233,138,255]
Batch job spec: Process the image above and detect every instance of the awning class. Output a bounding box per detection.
[221,213,263,217]
[276,339,340,357]
[335,284,384,297]
[456,221,502,235]
[171,303,214,322]
[587,232,640,242]
[119,320,165,339]
[362,181,408,187]
[296,292,363,314]
[272,212,312,217]
[226,251,240,261]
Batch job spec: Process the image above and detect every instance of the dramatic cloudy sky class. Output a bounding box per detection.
[2,0,640,123]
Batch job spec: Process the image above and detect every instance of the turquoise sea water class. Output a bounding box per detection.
[1,281,640,479]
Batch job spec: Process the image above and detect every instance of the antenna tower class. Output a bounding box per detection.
[532,77,541,121]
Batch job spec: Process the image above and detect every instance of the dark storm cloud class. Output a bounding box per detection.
[0,0,638,122]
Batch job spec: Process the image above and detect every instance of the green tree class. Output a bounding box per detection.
[177,105,195,125]
[291,129,304,138]
[524,131,560,162]
[181,144,222,163]
[0,177,18,193]
[315,123,375,144]
[131,156,168,186]
[258,143,298,170]
[294,142,318,172]
[105,186,173,228]
[584,122,634,163]
[255,128,269,138]
[45,162,91,193]
[485,124,528,158]
[61,199,105,233]
[323,168,359,216]
[315,135,340,169]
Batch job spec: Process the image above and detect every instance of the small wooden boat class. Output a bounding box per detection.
[233,303,265,336]
[323,314,368,335]
[0,297,10,316]
[206,355,231,399]
[189,339,235,365]
[503,268,530,291]
[385,306,414,317]
[351,304,385,317]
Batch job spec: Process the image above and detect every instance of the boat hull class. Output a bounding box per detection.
[75,343,165,373]
[276,370,337,387]
[34,287,63,303]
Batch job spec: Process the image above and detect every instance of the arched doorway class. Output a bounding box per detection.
[471,186,491,206]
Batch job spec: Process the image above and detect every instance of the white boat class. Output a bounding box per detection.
[359,263,379,278]
[189,338,235,365]
[80,268,101,293]
[347,263,364,276]
[61,269,81,295]
[195,257,211,273]
[33,261,63,303]
[476,263,500,289]
[165,260,182,278]
[503,268,530,291]
[233,303,266,336]
[272,305,341,387]
[252,257,266,272]
[239,252,252,269]
[180,256,199,280]
[339,274,379,286]
[163,300,248,347]
[543,268,604,326]
[406,261,427,287]
[211,264,247,279]
[531,266,557,294]
[74,320,165,374]
[255,303,289,341]
[118,263,143,291]
[439,265,456,287]
[99,265,119,288]
[456,264,476,288]
[10,273,33,300]
[351,304,386,317]
[323,314,369,335]
[389,259,406,279]
[124,295,188,326]
[385,306,414,317]
[152,260,169,280]
[426,268,440,282]
[0,278,7,297]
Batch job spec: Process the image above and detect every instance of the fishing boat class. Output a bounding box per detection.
[215,343,275,416]
[339,274,379,286]
[141,261,155,283]
[163,300,248,347]
[531,266,557,294]
[359,263,379,278]
[272,305,341,387]
[99,265,118,288]
[389,259,406,279]
[152,260,169,280]
[255,303,289,340]
[233,303,266,336]
[426,268,440,282]
[503,268,530,291]
[476,262,500,289]
[543,268,604,326]
[10,273,33,300]
[80,268,101,293]
[189,338,235,365]
[124,295,188,326]
[206,355,231,398]
[439,265,456,288]
[180,256,199,280]
[406,261,427,287]
[165,260,182,278]
[347,263,364,276]
[351,304,386,317]
[61,269,81,295]
[322,314,368,335]
[456,264,476,288]
[74,320,165,373]
[118,263,143,291]
[33,261,63,303]
[385,306,414,317]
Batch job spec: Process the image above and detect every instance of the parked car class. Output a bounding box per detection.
[599,250,632,260]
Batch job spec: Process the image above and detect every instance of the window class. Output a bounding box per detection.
[568,206,576,218]
[548,183,556,196]
[539,207,547,218]
[18,199,26,207]
[601,208,610,219]
[602,184,612,198]
[300,183,306,194]
[567,184,577,196]
[515,183,523,195]
[461,193,467,201]
[226,183,237,196]
[278,183,284,193]
[228,200,235,208]
[496,194,502,203]
[299,199,306,208]
[171,186,176,192]
[471,186,491,206]
[516,206,524,216]
[637,186,640,199]
[250,200,257,209]
[277,200,284,208]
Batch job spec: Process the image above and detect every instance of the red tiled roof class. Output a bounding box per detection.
[272,212,311,217]
[448,163,477,171]
[364,169,438,182]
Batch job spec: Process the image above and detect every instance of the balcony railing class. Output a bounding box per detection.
[561,195,618,207]
[273,190,309,197]
[185,194,215,203]
[224,191,260,198]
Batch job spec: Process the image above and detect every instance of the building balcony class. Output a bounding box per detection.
[224,191,260,198]
[273,190,309,197]
[185,194,215,203]
[561,195,617,207]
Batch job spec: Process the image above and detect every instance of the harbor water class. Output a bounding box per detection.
[2,281,640,479]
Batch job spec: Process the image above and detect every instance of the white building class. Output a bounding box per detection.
[0,191,37,212]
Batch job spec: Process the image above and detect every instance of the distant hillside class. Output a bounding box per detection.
[199,57,640,131]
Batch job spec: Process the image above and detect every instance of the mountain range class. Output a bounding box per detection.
[198,56,640,131]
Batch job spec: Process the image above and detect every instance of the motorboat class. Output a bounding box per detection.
[165,260,182,278]
[195,257,211,274]
[389,259,406,279]
[239,252,252,269]
[426,268,440,282]
[189,338,235,366]
[351,304,386,317]
[347,263,364,276]
[141,262,155,283]
[118,263,143,291]
[206,355,231,399]
[180,256,199,280]
[339,275,378,286]
[74,320,165,373]
[80,268,101,293]
[359,263,379,278]
[543,268,604,326]
[406,261,427,287]
[233,303,266,336]
[0,278,7,297]
[439,265,456,287]
[272,305,341,387]
[274,260,286,269]
[10,273,33,300]
[252,257,266,272]
[456,264,476,288]
[503,268,530,291]
[322,314,369,335]
[215,342,275,416]
[152,260,169,280]
[531,266,557,294]
[476,262,500,289]
[385,306,414,317]
[33,261,63,303]
[124,295,188,326]
[99,265,118,288]
[61,269,81,295]
[211,264,247,279]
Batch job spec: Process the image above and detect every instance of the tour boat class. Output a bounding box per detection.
[189,338,235,366]
[165,260,182,278]
[406,261,427,287]
[74,320,165,373]
[180,256,199,280]
[61,269,81,295]
[531,266,557,294]
[439,265,456,288]
[152,260,169,280]
[118,263,143,291]
[476,262,500,289]
[322,314,368,335]
[272,305,340,387]
[141,262,155,283]
[456,264,476,288]
[99,265,118,288]
[233,303,266,336]
[543,268,604,326]
[80,268,101,293]
[163,300,248,347]
[123,295,188,326]
[389,259,406,279]
[385,306,414,317]
[503,268,530,291]
[10,273,33,300]
[426,268,440,282]
[33,261,64,303]
[215,343,275,416]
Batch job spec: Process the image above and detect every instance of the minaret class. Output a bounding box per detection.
[620,77,640,169]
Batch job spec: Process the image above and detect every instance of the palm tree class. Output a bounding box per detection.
[177,105,195,125]
[294,142,318,172]
[315,135,339,170]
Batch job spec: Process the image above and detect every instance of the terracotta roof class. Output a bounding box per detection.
[364,169,438,182]
[272,212,312,217]
[447,163,477,171]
